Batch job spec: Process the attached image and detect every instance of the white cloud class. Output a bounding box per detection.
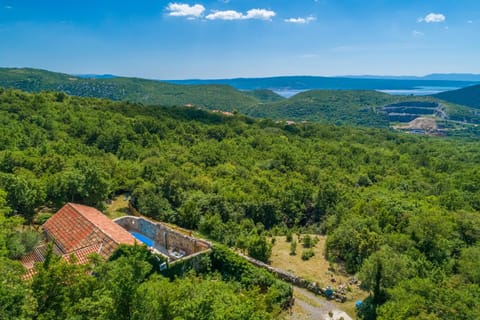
[206,8,276,21]
[425,13,446,23]
[244,9,276,20]
[206,10,243,20]
[418,13,446,23]
[167,3,205,18]
[284,16,316,24]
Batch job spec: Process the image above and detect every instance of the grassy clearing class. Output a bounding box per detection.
[270,234,368,318]
[105,194,131,219]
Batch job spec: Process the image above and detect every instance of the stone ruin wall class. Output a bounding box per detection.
[114,216,210,256]
[238,252,347,303]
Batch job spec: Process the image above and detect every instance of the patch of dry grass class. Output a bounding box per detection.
[271,234,330,285]
[270,234,368,318]
[105,194,131,219]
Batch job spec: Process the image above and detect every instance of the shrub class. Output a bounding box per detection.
[35,212,53,225]
[302,234,312,248]
[290,240,297,256]
[210,245,293,309]
[286,231,293,242]
[301,249,315,261]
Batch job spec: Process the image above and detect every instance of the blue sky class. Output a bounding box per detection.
[0,0,479,79]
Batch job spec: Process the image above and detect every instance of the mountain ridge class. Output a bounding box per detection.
[0,67,259,112]
[2,67,480,132]
[168,75,478,91]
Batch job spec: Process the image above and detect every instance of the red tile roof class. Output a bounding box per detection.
[21,243,103,280]
[22,203,137,280]
[22,203,136,280]
[63,243,103,264]
[43,203,135,254]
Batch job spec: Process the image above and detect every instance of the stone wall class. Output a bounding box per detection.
[238,253,347,303]
[114,216,211,260]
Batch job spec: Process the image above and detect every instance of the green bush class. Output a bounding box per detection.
[6,230,41,259]
[302,234,313,248]
[210,245,292,308]
[290,240,297,256]
[35,212,53,225]
[301,249,315,261]
[286,231,293,242]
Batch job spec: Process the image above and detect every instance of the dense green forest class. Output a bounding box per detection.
[0,68,260,112]
[434,84,480,109]
[244,89,286,103]
[0,236,291,319]
[3,68,480,131]
[0,88,480,319]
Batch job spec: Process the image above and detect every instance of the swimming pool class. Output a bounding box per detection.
[130,231,154,247]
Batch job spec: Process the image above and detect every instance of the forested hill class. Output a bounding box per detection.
[244,89,286,102]
[434,84,480,108]
[1,87,480,319]
[249,90,395,127]
[0,67,259,111]
[0,68,402,127]
[3,67,480,131]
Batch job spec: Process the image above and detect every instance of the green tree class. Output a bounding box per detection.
[1,172,45,221]
[457,245,480,284]
[326,217,381,273]
[359,246,415,306]
[6,230,41,259]
[377,277,480,320]
[99,244,154,320]
[0,258,32,320]
[31,246,95,319]
[0,189,22,258]
[247,235,272,263]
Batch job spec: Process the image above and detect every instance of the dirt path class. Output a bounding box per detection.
[285,287,353,320]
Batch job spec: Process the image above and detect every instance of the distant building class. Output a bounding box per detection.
[211,109,234,116]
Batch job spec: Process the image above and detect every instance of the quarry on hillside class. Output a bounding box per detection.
[379,101,444,123]
[379,101,447,135]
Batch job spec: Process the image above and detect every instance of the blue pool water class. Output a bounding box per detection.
[130,231,154,247]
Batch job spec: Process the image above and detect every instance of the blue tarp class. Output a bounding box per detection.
[325,288,334,297]
[355,300,363,309]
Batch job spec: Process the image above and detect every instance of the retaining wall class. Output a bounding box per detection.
[238,252,347,302]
